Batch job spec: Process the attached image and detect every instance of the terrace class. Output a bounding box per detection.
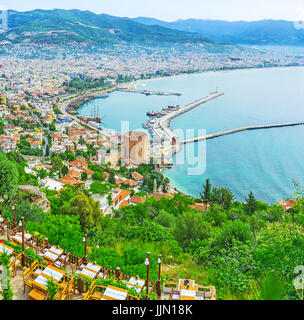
[0,215,216,301]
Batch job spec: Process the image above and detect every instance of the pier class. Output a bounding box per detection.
[147,92,224,163]
[117,88,182,96]
[182,121,304,144]
[156,92,224,141]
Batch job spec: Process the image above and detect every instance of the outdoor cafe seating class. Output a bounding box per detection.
[84,281,129,301]
[11,231,32,246]
[101,285,128,300]
[126,276,145,293]
[75,261,104,280]
[40,246,65,263]
[24,260,68,300]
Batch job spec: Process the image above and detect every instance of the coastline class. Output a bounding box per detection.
[132,64,304,90]
[60,64,304,203]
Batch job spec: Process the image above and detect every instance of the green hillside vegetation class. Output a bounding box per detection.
[2,9,213,47]
[0,150,304,299]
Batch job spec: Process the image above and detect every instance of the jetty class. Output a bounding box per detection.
[182,121,304,144]
[156,92,224,141]
[117,88,182,96]
[147,92,224,163]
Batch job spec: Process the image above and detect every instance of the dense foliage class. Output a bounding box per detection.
[1,150,304,300]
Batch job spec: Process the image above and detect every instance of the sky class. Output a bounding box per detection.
[1,0,304,22]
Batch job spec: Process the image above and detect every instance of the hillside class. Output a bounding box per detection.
[0,9,214,47]
[134,17,304,46]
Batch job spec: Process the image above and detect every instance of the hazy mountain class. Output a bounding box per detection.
[0,9,215,47]
[134,17,304,45]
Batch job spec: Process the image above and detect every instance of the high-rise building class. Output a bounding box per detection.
[122,131,149,165]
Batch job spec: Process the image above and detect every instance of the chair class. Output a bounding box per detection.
[23,267,35,293]
[29,288,48,300]
[9,252,22,277]
[54,253,70,269]
[72,257,83,273]
[84,281,95,300]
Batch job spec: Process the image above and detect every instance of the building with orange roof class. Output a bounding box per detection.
[131,172,145,185]
[123,179,138,188]
[69,160,88,170]
[112,189,131,210]
[27,138,41,149]
[130,195,146,205]
[58,175,84,186]
[278,200,296,213]
[119,200,130,209]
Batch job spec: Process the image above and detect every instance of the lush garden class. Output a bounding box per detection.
[1,150,304,300]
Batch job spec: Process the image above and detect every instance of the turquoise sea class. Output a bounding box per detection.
[78,66,304,204]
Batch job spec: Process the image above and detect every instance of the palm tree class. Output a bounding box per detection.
[251,272,287,300]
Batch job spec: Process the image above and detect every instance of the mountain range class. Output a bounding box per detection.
[1,9,302,48]
[0,9,212,47]
[133,17,304,46]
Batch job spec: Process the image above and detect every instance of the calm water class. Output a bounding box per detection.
[79,67,304,203]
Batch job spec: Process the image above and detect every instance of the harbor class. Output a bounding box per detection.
[182,121,304,144]
[142,91,225,163]
[117,88,182,96]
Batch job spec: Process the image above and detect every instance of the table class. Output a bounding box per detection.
[33,266,65,291]
[79,262,102,279]
[0,243,14,256]
[180,287,196,301]
[11,232,32,244]
[49,246,64,256]
[79,268,98,279]
[42,266,65,282]
[43,250,59,262]
[86,263,101,273]
[127,277,145,293]
[101,286,128,300]
[33,275,49,291]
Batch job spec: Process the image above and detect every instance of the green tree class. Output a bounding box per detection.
[201,178,212,205]
[245,192,257,215]
[47,278,57,300]
[251,271,287,300]
[174,211,211,248]
[108,171,116,185]
[51,154,63,172]
[61,165,68,177]
[64,191,103,230]
[81,172,88,181]
[0,152,19,202]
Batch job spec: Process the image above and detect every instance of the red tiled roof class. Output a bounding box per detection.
[58,175,83,186]
[69,160,88,168]
[119,200,130,209]
[130,196,146,204]
[123,179,138,187]
[113,189,131,204]
[131,172,144,180]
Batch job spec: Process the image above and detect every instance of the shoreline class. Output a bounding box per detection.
[131,64,304,90]
[61,64,304,203]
